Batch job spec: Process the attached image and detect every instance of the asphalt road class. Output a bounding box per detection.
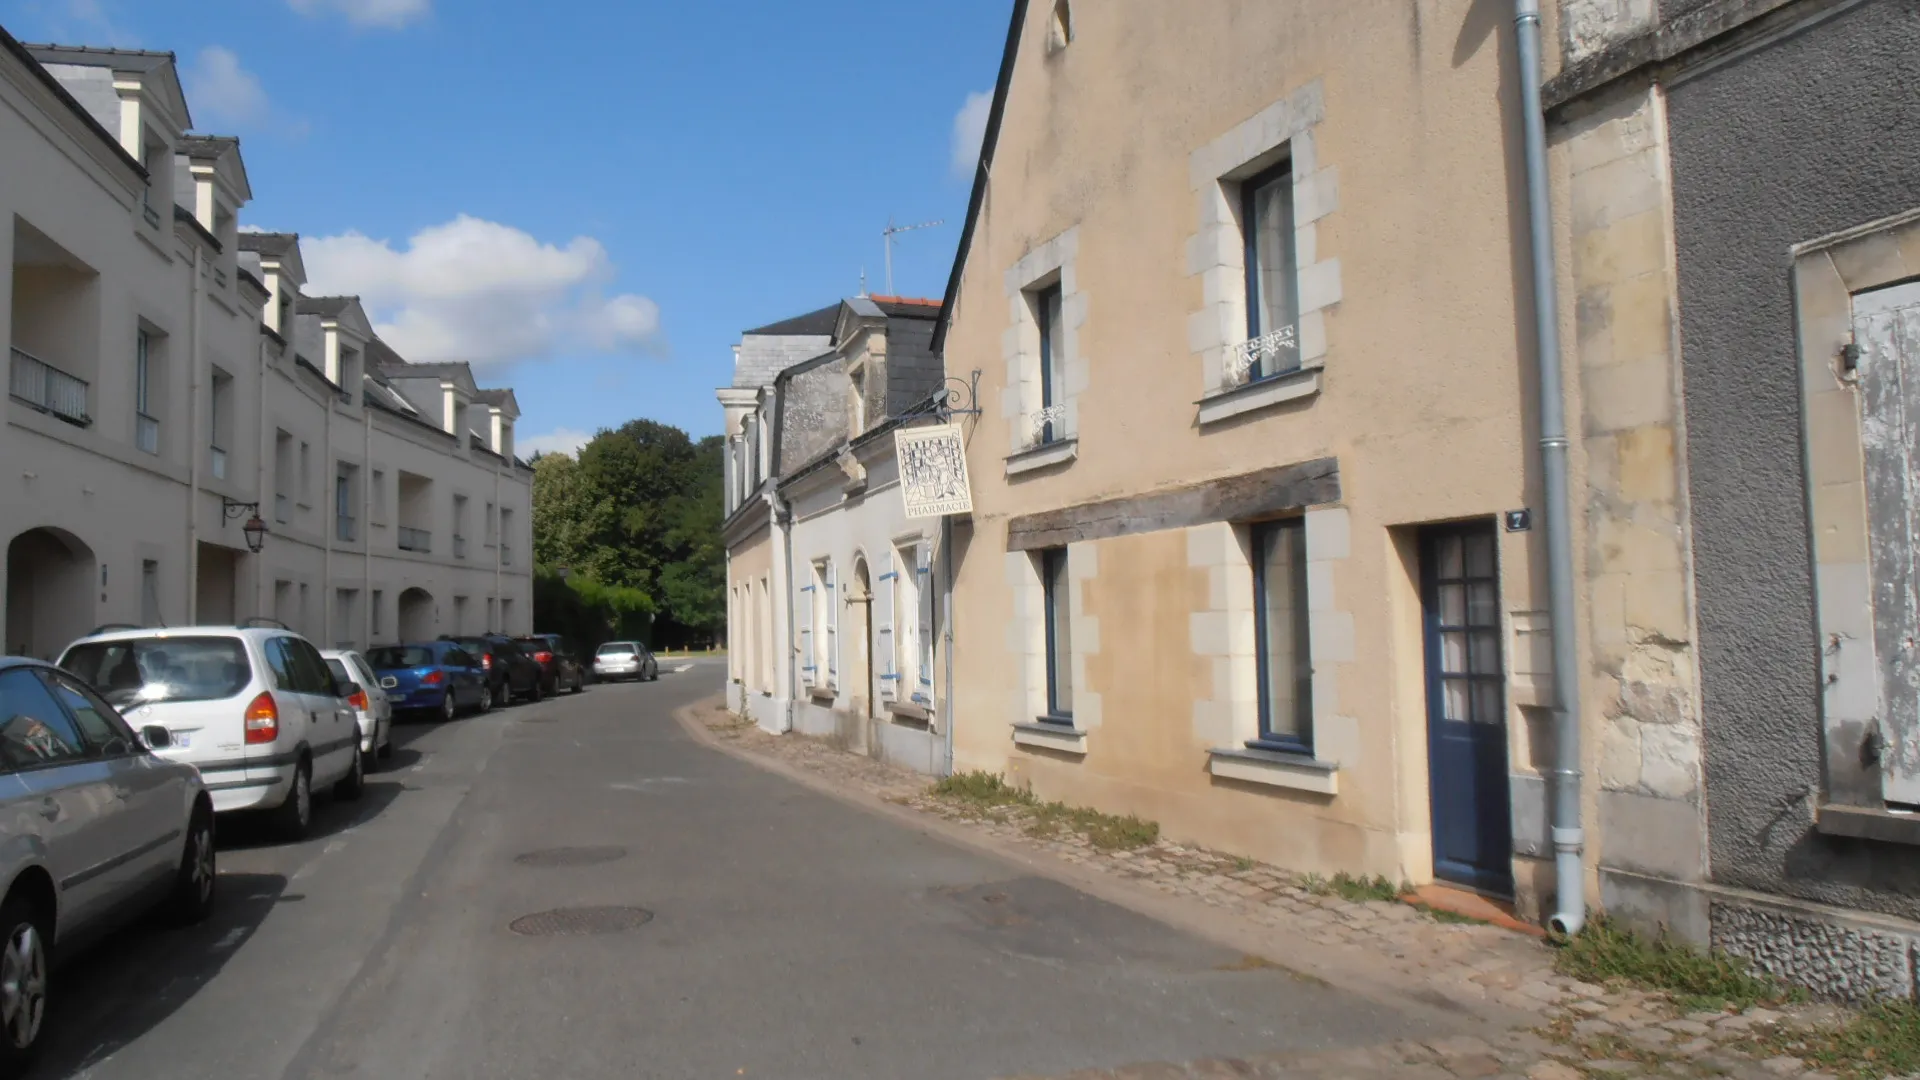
[31,659,1445,1079]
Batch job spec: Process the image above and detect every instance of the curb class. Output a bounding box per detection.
[671,695,1543,1039]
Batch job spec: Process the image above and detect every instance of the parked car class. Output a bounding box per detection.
[516,634,586,696]
[365,642,489,721]
[592,641,658,682]
[0,656,217,1069]
[59,626,363,841]
[440,635,542,704]
[321,649,393,769]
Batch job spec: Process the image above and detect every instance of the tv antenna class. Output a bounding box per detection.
[882,216,943,296]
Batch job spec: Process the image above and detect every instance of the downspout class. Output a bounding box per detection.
[363,403,372,645]
[941,514,955,777]
[1514,0,1585,935]
[185,246,203,624]
[256,318,269,619]
[492,454,502,631]
[322,381,333,644]
[769,485,796,734]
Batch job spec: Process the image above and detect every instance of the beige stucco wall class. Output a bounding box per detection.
[945,0,1561,892]
[726,519,774,699]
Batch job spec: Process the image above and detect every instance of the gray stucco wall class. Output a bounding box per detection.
[735,334,830,390]
[1666,0,1920,920]
[777,359,849,475]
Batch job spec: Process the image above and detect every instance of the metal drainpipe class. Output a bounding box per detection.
[185,246,203,624]
[941,514,955,777]
[770,486,796,734]
[363,404,372,645]
[1514,0,1586,936]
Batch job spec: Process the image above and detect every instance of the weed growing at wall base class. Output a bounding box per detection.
[1553,916,1802,1013]
[929,771,1159,850]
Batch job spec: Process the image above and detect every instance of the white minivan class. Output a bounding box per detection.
[59,626,364,840]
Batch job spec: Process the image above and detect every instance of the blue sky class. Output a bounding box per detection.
[2,0,1008,452]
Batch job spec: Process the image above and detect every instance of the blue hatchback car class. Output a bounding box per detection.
[365,642,488,721]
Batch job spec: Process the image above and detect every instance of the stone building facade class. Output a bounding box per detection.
[933,0,1567,912]
[1548,0,1920,998]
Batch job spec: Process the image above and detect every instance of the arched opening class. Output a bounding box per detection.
[1048,0,1073,51]
[5,527,96,661]
[397,586,435,643]
[849,557,874,720]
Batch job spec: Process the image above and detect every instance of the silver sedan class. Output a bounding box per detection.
[0,656,215,1070]
[591,642,659,682]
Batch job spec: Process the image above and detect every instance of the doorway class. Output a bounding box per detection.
[196,542,239,626]
[1420,521,1513,897]
[849,558,874,719]
[398,587,434,642]
[5,526,96,661]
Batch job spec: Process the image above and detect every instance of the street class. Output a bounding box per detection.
[26,660,1456,1080]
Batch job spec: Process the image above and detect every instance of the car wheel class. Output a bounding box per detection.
[272,759,313,841]
[528,677,544,703]
[335,745,365,801]
[169,802,217,924]
[0,893,50,1071]
[478,683,493,714]
[572,671,585,694]
[440,691,458,723]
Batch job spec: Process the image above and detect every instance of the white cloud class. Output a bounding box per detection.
[287,0,429,29]
[519,427,595,459]
[949,90,991,179]
[302,215,664,372]
[182,46,268,126]
[63,0,137,45]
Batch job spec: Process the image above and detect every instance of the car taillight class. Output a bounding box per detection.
[481,654,493,671]
[423,669,446,686]
[534,651,553,664]
[244,692,279,744]
[349,690,368,711]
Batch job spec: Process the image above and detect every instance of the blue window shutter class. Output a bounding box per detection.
[916,545,935,701]
[877,550,896,697]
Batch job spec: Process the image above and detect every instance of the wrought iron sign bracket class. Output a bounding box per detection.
[889,370,983,424]
[221,498,261,522]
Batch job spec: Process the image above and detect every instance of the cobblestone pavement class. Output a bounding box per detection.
[689,704,1906,1080]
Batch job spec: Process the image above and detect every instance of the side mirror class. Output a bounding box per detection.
[140,725,173,750]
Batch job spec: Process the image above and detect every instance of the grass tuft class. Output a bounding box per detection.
[1553,916,1803,1013]
[1786,999,1920,1079]
[1302,871,1404,902]
[930,772,1158,850]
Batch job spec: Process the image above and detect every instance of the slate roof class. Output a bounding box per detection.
[0,29,144,177]
[870,295,942,320]
[745,303,841,337]
[472,389,514,407]
[18,43,174,71]
[295,296,354,317]
[176,134,237,159]
[239,232,299,256]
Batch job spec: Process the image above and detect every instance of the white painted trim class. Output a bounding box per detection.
[1013,722,1088,755]
[1004,437,1078,476]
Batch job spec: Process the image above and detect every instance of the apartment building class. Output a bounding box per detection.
[1,28,532,659]
[934,0,1565,916]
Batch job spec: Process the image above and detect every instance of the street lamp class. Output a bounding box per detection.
[222,499,269,553]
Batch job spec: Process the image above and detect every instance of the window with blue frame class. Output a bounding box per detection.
[1242,159,1299,382]
[1035,284,1065,443]
[1251,519,1312,752]
[1041,547,1073,720]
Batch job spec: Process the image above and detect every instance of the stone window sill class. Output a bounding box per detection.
[1195,368,1321,427]
[1012,719,1087,755]
[1207,745,1338,795]
[808,684,836,702]
[888,700,932,727]
[1816,803,1920,846]
[1005,438,1078,477]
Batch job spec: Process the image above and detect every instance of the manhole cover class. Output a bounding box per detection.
[509,906,653,937]
[514,846,628,868]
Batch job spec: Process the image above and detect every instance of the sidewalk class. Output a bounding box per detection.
[679,699,1900,1080]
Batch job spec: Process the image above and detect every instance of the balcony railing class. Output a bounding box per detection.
[453,535,468,559]
[135,413,159,454]
[141,203,161,229]
[9,348,91,428]
[337,515,357,543]
[274,493,290,524]
[210,445,227,480]
[398,526,431,553]
[213,267,228,289]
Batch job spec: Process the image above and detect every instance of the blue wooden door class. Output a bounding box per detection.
[1421,522,1513,896]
